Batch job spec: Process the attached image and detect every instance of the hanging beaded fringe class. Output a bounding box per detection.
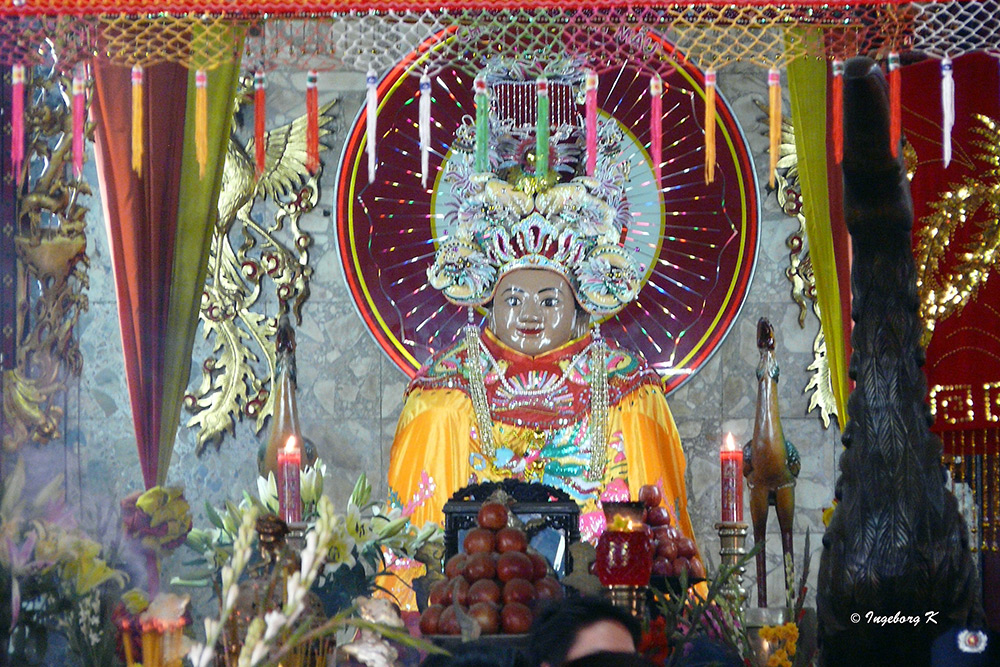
[535,77,550,182]
[72,63,86,179]
[888,52,901,158]
[832,59,844,165]
[366,68,378,183]
[768,67,781,189]
[586,335,610,482]
[464,320,496,459]
[418,71,431,187]
[941,57,954,169]
[254,70,266,177]
[585,70,598,177]
[195,69,208,179]
[704,69,717,185]
[650,74,662,188]
[11,64,25,184]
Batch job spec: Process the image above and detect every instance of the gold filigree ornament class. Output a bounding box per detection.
[759,99,839,428]
[915,114,1000,348]
[3,65,91,451]
[183,88,338,452]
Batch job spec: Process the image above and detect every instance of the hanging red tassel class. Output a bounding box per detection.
[11,64,25,184]
[832,59,844,165]
[72,62,86,179]
[254,70,266,177]
[195,69,208,179]
[585,70,598,177]
[131,65,144,176]
[650,74,663,188]
[888,52,901,158]
[704,68,717,185]
[305,69,319,175]
[768,67,781,189]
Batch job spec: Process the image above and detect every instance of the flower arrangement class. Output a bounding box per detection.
[177,460,443,666]
[637,543,766,666]
[0,457,128,666]
[759,622,798,667]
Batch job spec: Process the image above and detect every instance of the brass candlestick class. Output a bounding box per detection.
[715,521,749,605]
[602,585,650,622]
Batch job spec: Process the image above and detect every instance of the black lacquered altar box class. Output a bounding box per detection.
[442,479,580,577]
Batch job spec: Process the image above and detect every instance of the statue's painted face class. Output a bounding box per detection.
[489,269,584,356]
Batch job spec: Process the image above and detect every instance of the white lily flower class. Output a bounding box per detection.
[188,643,215,667]
[256,473,279,513]
[300,531,319,576]
[263,609,286,642]
[204,618,219,641]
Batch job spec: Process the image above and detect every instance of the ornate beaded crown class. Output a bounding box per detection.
[426,66,642,316]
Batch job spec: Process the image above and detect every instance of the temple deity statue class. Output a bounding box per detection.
[385,69,698,603]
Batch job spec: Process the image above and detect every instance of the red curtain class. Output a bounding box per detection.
[91,59,187,489]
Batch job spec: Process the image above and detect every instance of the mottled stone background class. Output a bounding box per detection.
[19,61,843,612]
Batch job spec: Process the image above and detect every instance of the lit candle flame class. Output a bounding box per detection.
[723,432,738,451]
[283,435,298,454]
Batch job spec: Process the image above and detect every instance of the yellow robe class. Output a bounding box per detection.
[385,331,698,607]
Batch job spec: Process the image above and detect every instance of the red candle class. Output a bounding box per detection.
[720,432,744,522]
[278,435,302,523]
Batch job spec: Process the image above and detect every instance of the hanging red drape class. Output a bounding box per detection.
[91,59,187,490]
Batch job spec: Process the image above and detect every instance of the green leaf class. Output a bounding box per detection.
[205,501,225,530]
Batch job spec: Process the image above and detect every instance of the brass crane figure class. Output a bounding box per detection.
[817,57,981,665]
[744,317,800,608]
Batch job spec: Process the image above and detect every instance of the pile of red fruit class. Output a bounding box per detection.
[419,501,563,636]
[638,484,706,581]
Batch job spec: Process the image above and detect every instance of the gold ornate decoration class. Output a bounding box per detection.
[915,114,1000,348]
[2,66,90,451]
[183,93,338,452]
[761,100,839,428]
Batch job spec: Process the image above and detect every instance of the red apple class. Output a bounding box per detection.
[468,578,502,605]
[438,604,463,635]
[673,556,690,577]
[428,579,451,606]
[468,601,501,635]
[463,552,497,582]
[527,552,549,581]
[645,506,673,527]
[495,527,529,553]
[676,536,697,559]
[464,527,496,554]
[688,557,706,580]
[638,484,663,509]
[652,557,672,577]
[657,538,678,561]
[496,551,534,582]
[477,502,509,530]
[534,576,564,602]
[501,602,533,634]
[419,604,444,635]
[502,578,537,605]
[445,553,468,579]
